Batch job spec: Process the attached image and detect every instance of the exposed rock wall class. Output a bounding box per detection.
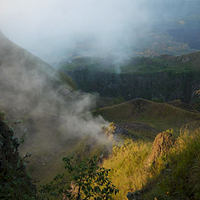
[65,69,200,103]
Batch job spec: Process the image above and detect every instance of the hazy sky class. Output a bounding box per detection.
[0,1,149,40]
[0,0,197,63]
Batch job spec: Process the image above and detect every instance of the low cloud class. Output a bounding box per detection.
[0,0,196,64]
[0,32,109,156]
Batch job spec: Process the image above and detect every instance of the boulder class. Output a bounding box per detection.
[146,131,175,167]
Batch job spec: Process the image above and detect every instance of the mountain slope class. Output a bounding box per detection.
[0,30,104,189]
[94,98,200,140]
[61,52,200,102]
[0,30,76,91]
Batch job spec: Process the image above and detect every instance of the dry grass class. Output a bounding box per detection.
[142,128,200,200]
[100,127,200,200]
[102,139,152,200]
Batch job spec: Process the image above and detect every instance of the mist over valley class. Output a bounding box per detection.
[1,1,200,199]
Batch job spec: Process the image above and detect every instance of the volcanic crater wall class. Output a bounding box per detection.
[65,69,200,103]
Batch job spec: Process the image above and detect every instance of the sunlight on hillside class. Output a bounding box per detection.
[101,126,200,200]
[102,139,152,199]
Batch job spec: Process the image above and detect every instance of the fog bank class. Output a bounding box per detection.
[0,0,198,64]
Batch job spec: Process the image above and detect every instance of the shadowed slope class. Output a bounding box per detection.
[0,30,76,91]
[0,30,106,188]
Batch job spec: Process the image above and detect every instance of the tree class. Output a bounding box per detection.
[39,156,118,200]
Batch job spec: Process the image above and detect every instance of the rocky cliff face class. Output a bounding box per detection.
[64,69,200,103]
[0,111,36,199]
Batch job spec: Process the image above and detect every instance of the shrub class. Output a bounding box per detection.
[39,155,118,200]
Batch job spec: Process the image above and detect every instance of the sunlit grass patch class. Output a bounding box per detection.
[102,139,152,199]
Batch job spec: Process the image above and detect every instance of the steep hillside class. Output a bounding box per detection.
[95,99,200,200]
[61,52,200,103]
[0,30,76,91]
[0,30,106,189]
[102,127,200,200]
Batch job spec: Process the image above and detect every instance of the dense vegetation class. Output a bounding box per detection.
[0,111,36,199]
[60,52,200,103]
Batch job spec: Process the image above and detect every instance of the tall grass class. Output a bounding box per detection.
[144,128,200,200]
[102,139,152,200]
[101,126,200,200]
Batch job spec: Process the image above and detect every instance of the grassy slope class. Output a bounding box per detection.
[22,80,200,198]
[103,139,152,200]
[30,98,200,193]
[142,129,200,200]
[102,128,200,200]
[96,99,200,199]
[94,99,200,140]
[56,70,77,90]
[26,97,200,194]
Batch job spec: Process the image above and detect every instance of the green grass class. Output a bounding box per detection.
[93,99,200,138]
[60,52,200,75]
[121,52,200,74]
